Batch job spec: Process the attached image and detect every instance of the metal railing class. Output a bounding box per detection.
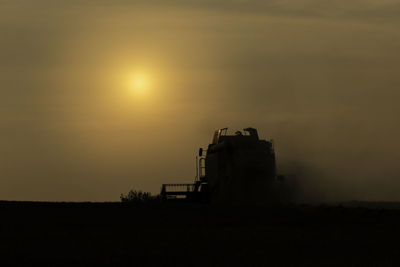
[161,183,195,193]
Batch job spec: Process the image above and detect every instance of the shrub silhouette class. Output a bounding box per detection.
[120,190,153,203]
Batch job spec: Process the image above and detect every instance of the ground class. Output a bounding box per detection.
[0,201,399,266]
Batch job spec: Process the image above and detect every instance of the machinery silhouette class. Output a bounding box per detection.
[161,127,288,204]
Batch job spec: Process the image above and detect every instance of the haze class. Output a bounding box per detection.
[1,0,400,201]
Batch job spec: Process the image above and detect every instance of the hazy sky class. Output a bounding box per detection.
[1,0,400,201]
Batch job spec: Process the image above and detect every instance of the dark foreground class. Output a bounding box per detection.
[1,201,400,266]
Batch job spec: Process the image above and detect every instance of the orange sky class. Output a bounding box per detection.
[1,0,400,201]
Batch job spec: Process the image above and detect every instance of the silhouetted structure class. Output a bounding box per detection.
[161,127,284,204]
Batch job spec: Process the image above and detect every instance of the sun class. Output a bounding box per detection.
[129,72,150,95]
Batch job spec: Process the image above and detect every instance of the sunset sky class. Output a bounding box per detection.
[1,0,400,201]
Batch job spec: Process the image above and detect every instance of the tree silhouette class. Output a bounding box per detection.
[120,190,153,203]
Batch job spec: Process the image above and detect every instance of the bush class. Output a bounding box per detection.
[120,190,153,203]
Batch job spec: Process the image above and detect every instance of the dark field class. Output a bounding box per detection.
[1,201,400,266]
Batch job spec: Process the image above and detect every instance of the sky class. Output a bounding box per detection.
[1,0,400,201]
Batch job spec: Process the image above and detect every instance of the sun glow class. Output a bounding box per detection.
[129,72,150,96]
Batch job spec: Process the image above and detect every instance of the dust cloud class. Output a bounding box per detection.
[1,0,399,201]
